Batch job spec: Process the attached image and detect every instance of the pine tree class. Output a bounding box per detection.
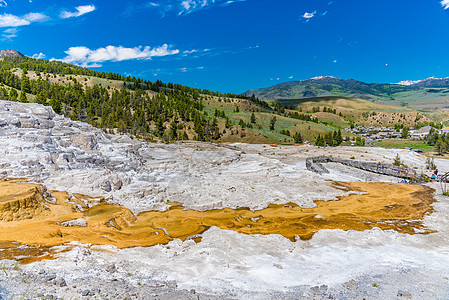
[9,89,17,101]
[334,129,343,146]
[325,132,333,146]
[155,117,165,137]
[293,132,303,143]
[182,131,189,140]
[270,116,277,131]
[250,113,256,124]
[49,97,61,113]
[19,91,27,103]
[169,121,178,141]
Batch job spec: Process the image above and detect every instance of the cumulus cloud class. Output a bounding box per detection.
[442,0,449,9]
[149,0,246,16]
[60,5,96,19]
[58,44,180,67]
[32,53,46,59]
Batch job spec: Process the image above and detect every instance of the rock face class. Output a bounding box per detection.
[59,218,88,227]
[0,100,348,214]
[0,181,51,222]
[0,50,25,58]
[1,100,449,300]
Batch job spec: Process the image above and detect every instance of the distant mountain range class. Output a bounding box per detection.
[244,76,449,109]
[396,77,449,87]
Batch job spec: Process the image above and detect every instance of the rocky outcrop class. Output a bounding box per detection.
[0,50,25,58]
[105,209,137,230]
[0,100,351,214]
[0,184,50,222]
[306,157,330,175]
[69,135,97,149]
[59,218,88,227]
[307,155,417,179]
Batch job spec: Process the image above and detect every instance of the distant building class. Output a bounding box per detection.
[441,127,449,134]
[410,126,438,139]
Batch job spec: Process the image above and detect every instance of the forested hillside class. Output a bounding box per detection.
[0,56,353,144]
[0,55,434,145]
[0,56,262,141]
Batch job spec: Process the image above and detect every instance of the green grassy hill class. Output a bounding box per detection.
[244,76,449,110]
[0,55,442,145]
[0,56,355,144]
[267,96,434,127]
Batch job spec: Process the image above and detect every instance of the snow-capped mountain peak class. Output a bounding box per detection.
[395,76,449,86]
[310,76,336,80]
[396,79,424,86]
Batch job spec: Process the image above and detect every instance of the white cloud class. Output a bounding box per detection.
[0,14,30,27]
[0,12,48,28]
[183,49,198,54]
[23,13,48,22]
[58,44,180,67]
[289,76,293,79]
[2,28,17,40]
[302,11,316,19]
[178,0,211,15]
[224,0,246,5]
[182,48,211,57]
[60,5,96,19]
[32,52,46,59]
[442,0,449,9]
[0,1,6,7]
[0,12,48,39]
[181,1,191,11]
[178,66,205,72]
[149,0,246,16]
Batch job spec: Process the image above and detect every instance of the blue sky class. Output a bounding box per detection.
[1,0,449,93]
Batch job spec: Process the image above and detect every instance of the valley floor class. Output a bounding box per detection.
[0,101,448,299]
